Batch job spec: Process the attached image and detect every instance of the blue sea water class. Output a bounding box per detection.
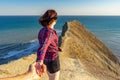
[0,16,120,64]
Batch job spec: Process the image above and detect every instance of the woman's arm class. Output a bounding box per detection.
[36,29,53,62]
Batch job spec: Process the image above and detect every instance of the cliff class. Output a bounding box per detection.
[0,20,120,80]
[59,20,120,80]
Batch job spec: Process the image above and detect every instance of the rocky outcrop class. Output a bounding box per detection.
[60,20,120,80]
[0,20,120,80]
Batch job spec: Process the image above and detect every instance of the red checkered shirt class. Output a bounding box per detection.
[36,27,61,62]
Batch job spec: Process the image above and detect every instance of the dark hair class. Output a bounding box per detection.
[39,9,57,27]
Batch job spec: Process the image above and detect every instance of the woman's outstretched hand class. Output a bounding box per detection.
[35,62,46,77]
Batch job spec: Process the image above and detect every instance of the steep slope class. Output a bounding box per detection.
[59,20,120,80]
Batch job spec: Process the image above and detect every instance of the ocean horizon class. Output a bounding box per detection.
[0,16,120,64]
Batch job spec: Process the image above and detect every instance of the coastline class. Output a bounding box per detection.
[0,20,120,80]
[0,16,120,65]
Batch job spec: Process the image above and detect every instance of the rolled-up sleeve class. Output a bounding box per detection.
[36,29,53,61]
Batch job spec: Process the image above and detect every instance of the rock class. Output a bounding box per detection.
[59,20,120,80]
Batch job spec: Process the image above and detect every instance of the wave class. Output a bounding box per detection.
[29,39,38,43]
[56,29,62,33]
[55,29,62,36]
[0,43,19,50]
[0,39,39,62]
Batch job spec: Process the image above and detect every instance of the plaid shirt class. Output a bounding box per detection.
[36,27,61,62]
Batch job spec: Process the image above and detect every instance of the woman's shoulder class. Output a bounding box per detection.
[39,28,54,35]
[41,27,55,33]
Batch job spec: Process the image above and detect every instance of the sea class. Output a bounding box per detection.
[0,16,120,64]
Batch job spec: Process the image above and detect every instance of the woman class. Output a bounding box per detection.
[35,10,61,80]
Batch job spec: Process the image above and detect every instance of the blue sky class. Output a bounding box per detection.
[0,0,120,15]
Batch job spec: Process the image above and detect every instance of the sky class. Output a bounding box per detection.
[0,0,120,15]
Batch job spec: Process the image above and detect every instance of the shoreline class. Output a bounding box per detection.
[0,20,120,80]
